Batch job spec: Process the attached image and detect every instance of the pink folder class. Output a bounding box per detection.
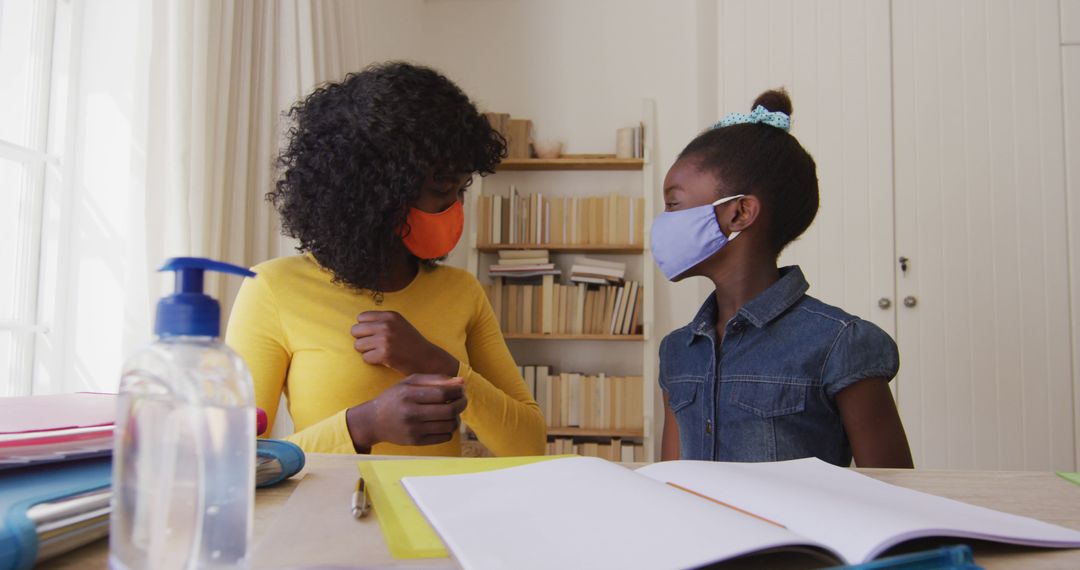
[0,394,116,469]
[0,393,116,434]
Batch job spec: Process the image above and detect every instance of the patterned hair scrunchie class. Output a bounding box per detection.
[712,105,791,132]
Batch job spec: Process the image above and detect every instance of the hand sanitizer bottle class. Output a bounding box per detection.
[110,258,257,570]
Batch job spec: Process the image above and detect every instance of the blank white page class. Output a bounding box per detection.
[403,456,829,570]
[637,458,1080,564]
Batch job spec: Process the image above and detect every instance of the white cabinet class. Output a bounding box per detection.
[715,0,1077,470]
[1065,43,1080,476]
[892,0,1072,471]
[715,0,896,338]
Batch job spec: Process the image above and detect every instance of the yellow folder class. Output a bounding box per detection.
[357,455,560,558]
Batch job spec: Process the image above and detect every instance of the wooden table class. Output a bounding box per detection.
[39,454,1080,569]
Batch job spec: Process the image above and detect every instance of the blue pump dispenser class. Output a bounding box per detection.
[113,256,258,569]
[155,257,256,338]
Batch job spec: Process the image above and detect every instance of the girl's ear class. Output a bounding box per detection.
[718,194,762,234]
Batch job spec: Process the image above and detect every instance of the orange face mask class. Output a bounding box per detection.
[399,200,464,259]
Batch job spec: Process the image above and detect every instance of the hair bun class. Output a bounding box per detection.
[752,88,793,116]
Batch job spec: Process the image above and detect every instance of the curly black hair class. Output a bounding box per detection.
[270,61,506,291]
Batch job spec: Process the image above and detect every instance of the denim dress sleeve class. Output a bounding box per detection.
[820,319,900,398]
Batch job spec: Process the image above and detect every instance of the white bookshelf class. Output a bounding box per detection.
[463,99,660,461]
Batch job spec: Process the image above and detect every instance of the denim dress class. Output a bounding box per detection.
[658,266,899,466]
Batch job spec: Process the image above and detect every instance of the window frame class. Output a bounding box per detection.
[0,0,59,395]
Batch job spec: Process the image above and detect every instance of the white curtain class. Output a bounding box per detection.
[139,0,363,330]
[35,0,362,395]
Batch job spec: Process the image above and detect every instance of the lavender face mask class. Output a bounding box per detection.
[649,194,744,280]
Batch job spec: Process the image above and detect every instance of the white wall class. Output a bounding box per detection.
[1064,0,1080,44]
[708,0,896,337]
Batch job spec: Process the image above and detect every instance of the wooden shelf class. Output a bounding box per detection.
[547,427,645,438]
[504,333,643,341]
[478,243,644,253]
[497,156,644,171]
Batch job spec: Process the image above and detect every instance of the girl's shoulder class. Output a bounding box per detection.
[789,295,896,350]
[790,296,899,387]
[788,295,861,327]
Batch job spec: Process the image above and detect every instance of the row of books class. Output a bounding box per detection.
[484,278,643,336]
[519,366,645,431]
[476,187,645,246]
[547,437,645,462]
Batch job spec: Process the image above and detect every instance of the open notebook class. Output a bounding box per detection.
[402,456,1080,570]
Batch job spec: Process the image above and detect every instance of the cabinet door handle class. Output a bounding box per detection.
[903,296,918,308]
[878,298,892,310]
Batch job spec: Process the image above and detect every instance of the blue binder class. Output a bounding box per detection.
[0,439,303,569]
[0,457,111,570]
[256,438,305,488]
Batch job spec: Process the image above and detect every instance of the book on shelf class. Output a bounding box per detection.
[488,268,560,278]
[616,123,646,160]
[619,281,640,335]
[507,119,533,159]
[496,249,549,260]
[547,438,644,461]
[401,456,1080,570]
[517,366,643,432]
[477,188,644,247]
[482,281,643,336]
[483,112,531,159]
[636,121,644,158]
[569,256,626,284]
[487,249,560,279]
[482,112,510,142]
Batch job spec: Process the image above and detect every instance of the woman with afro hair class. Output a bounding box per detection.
[226,62,545,456]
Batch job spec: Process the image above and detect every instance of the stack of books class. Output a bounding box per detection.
[569,256,625,285]
[0,394,304,566]
[487,250,560,279]
[0,393,116,566]
[482,279,643,336]
[476,187,645,247]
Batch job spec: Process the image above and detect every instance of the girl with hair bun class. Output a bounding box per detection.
[652,89,913,467]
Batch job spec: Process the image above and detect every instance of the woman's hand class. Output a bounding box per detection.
[351,310,459,376]
[345,374,467,452]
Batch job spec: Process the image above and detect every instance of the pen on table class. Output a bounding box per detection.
[352,476,369,519]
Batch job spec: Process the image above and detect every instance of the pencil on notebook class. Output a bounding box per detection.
[665,481,786,529]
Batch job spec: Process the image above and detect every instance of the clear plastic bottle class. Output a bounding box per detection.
[110,258,257,570]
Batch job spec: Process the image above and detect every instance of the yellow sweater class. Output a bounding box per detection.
[225,255,546,456]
